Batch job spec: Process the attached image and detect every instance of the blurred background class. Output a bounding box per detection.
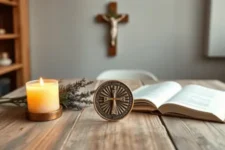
[0,0,225,95]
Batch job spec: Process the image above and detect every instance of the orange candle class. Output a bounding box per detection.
[26,78,60,113]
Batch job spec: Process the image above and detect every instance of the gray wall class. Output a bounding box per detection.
[30,0,225,80]
[208,0,225,57]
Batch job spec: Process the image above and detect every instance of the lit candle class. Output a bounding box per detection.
[26,78,60,113]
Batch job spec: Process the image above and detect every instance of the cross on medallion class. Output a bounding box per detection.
[96,2,129,57]
[104,87,125,115]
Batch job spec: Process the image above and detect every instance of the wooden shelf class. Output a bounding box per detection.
[0,0,17,6]
[0,64,22,76]
[0,0,30,90]
[0,34,18,40]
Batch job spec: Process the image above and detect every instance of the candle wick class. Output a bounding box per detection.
[40,77,44,86]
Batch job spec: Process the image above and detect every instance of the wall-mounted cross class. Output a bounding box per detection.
[96,2,129,57]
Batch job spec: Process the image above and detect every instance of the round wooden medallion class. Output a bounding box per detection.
[93,80,134,121]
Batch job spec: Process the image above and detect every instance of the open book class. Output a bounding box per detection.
[133,81,225,122]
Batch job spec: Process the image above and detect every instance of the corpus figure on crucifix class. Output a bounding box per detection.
[101,15,126,46]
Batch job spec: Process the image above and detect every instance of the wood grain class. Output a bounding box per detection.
[0,34,18,40]
[0,64,22,76]
[0,106,81,150]
[63,107,175,150]
[96,15,107,22]
[108,45,116,57]
[19,0,31,84]
[0,0,17,6]
[0,0,30,89]
[62,80,175,150]
[142,80,225,150]
[2,79,225,150]
[0,82,82,150]
[0,79,97,150]
[13,1,22,87]
[109,2,117,14]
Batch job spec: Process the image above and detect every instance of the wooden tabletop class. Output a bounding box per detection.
[1,79,225,150]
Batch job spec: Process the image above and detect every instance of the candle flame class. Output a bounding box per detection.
[40,77,44,86]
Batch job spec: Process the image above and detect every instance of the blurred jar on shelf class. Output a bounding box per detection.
[0,52,12,66]
[0,28,6,35]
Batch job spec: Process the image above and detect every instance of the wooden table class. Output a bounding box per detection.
[1,79,225,150]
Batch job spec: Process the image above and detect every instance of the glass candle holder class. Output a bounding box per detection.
[26,78,62,121]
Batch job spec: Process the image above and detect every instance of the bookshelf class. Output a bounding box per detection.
[0,34,18,39]
[0,64,22,75]
[0,0,30,93]
[0,0,18,6]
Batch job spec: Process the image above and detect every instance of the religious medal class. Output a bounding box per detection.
[93,80,134,121]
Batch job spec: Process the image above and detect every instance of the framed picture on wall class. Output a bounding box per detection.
[207,1,225,57]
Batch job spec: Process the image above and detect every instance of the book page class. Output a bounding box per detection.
[164,85,225,120]
[133,81,182,108]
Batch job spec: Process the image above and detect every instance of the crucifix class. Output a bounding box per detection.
[96,2,129,57]
[104,87,125,115]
